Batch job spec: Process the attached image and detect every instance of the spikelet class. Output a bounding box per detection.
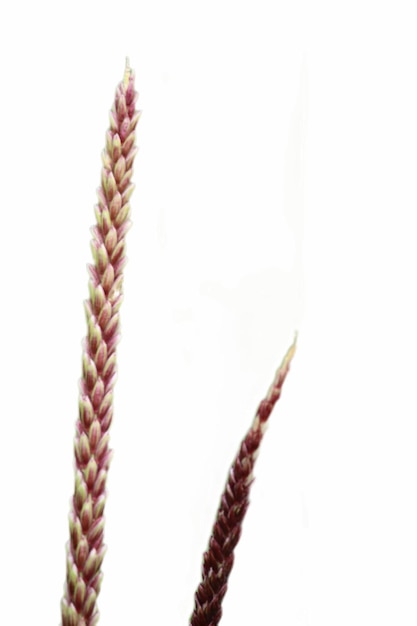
[61,61,140,626]
[190,337,297,626]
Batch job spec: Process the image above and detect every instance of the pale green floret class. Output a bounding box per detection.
[105,227,118,253]
[91,378,105,408]
[112,133,122,159]
[109,192,122,219]
[114,156,126,182]
[88,318,102,347]
[101,151,112,170]
[122,183,135,202]
[114,201,130,227]
[119,170,131,192]
[109,111,118,132]
[83,548,99,580]
[61,600,78,626]
[92,469,107,497]
[79,397,94,429]
[101,264,115,293]
[84,457,98,487]
[80,497,93,530]
[75,475,88,510]
[78,432,91,463]
[98,391,113,416]
[95,433,110,460]
[87,283,106,311]
[117,94,127,119]
[89,516,105,544]
[94,206,102,229]
[76,536,89,568]
[101,208,112,232]
[69,515,82,547]
[83,353,98,385]
[92,497,106,521]
[84,588,97,620]
[88,420,102,449]
[106,172,117,198]
[67,561,78,594]
[74,578,87,607]
[96,244,109,273]
[105,130,112,155]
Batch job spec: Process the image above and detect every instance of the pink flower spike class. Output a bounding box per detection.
[189,335,297,626]
[61,60,140,626]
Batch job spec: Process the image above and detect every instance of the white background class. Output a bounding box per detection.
[0,1,417,624]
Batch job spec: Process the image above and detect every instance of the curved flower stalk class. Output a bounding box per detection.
[190,336,297,626]
[61,62,140,626]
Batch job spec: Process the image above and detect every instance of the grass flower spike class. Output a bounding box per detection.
[61,62,140,626]
[190,336,296,626]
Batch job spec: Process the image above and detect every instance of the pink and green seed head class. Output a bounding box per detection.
[61,62,140,626]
